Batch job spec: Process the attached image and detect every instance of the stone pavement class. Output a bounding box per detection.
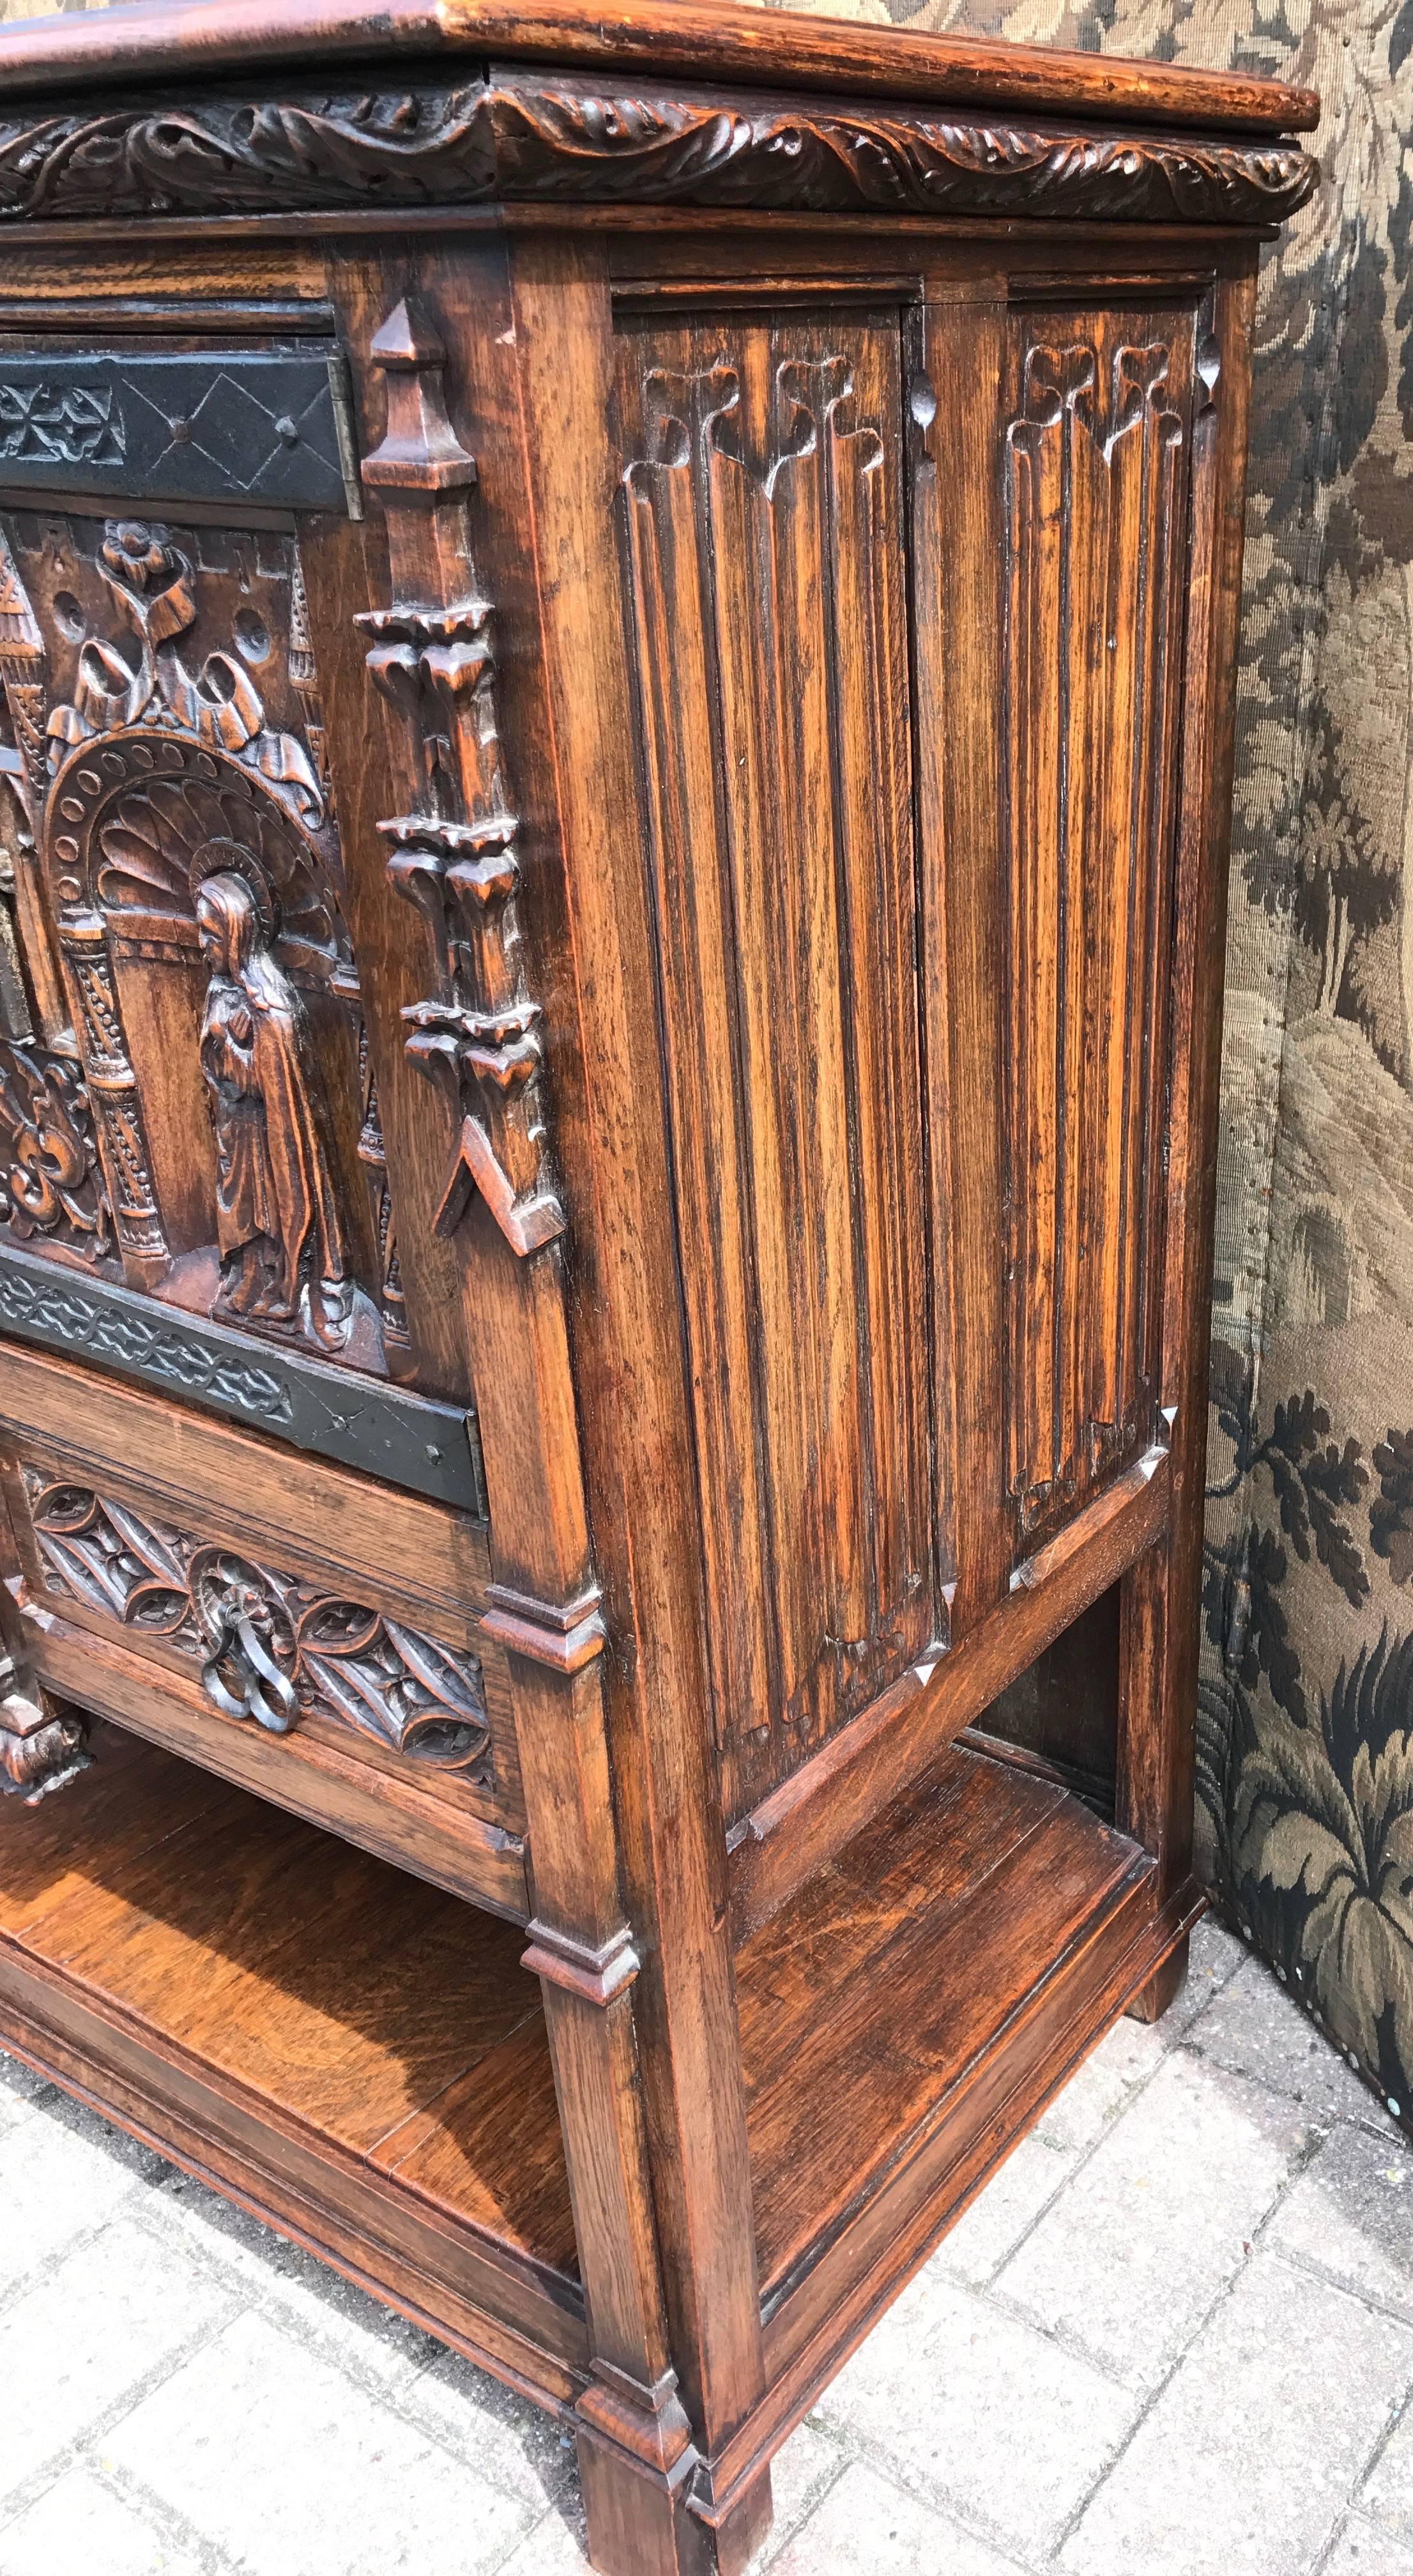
[0,1916,1410,2575]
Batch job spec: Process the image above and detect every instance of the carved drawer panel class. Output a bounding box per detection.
[0,1340,527,1917]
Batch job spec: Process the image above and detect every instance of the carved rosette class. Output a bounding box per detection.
[356,298,565,1259]
[21,1469,493,1776]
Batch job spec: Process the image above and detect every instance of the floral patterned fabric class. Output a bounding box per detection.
[3,0,1410,2122]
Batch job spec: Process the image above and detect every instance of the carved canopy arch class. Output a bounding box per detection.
[47,730,345,984]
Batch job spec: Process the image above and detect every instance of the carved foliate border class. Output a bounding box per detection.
[0,75,1318,229]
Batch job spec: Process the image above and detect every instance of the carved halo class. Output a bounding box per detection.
[188,837,279,942]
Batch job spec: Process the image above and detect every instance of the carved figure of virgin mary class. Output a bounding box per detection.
[195,870,349,1349]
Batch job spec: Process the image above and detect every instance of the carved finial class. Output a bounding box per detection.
[362,295,477,496]
[369,297,447,372]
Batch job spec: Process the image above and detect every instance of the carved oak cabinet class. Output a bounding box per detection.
[0,4,1316,2568]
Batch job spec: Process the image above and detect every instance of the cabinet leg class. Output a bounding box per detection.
[577,2437,772,2576]
[1125,1931,1190,2025]
[0,1676,89,1802]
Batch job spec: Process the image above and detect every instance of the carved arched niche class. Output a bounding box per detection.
[23,514,391,1373]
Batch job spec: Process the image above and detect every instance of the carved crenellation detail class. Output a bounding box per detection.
[0,79,1318,229]
[1004,329,1186,1545]
[357,298,565,1261]
[0,523,45,788]
[20,1468,494,1777]
[288,546,333,801]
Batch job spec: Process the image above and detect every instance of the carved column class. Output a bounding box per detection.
[55,910,168,1289]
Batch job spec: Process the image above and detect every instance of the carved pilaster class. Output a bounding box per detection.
[356,1022,409,1352]
[356,299,565,1261]
[56,909,169,1287]
[0,525,46,815]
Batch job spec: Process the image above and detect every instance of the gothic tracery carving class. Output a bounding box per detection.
[21,1469,493,1775]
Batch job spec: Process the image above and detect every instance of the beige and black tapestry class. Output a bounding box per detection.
[3,0,1409,2126]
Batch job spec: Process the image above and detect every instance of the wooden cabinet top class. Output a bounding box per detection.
[0,0,1319,231]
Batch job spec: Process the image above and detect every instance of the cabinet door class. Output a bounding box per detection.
[616,307,949,1823]
[0,347,480,1508]
[1000,297,1201,1560]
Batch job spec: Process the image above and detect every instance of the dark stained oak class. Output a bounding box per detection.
[0,10,1310,2573]
[0,0,1318,133]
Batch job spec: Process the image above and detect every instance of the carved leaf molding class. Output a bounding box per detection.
[0,79,1318,229]
[20,1469,493,1777]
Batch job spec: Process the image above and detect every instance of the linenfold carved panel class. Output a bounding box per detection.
[1003,307,1198,1548]
[619,318,941,1820]
[20,1467,494,1778]
[0,509,397,1375]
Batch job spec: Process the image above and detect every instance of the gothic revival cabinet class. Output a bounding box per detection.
[0,6,1316,2570]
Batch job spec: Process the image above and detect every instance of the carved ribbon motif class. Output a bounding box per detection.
[21,1470,493,1774]
[358,299,565,1259]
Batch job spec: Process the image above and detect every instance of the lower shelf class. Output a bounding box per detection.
[0,1712,1194,2485]
[0,1722,587,2403]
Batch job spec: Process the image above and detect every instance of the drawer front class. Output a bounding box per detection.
[0,1341,527,1918]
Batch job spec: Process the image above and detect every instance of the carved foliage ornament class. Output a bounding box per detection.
[22,1470,493,1776]
[0,1038,109,1255]
[0,79,1318,229]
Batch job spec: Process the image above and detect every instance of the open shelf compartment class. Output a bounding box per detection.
[0,1722,586,2406]
[0,1715,1189,2446]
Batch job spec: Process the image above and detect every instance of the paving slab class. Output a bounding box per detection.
[1060,2251,1413,2576]
[937,2131,1076,2286]
[105,2308,533,2576]
[814,2259,1138,2560]
[1190,1956,1386,2125]
[0,2211,236,2508]
[767,2460,1024,2575]
[1000,2048,1312,2388]
[1267,2121,1413,2322]
[1361,2394,1413,2550]
[1322,2514,1413,2575]
[0,2466,206,2576]
[0,2096,163,2299]
[147,2164,441,2395]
